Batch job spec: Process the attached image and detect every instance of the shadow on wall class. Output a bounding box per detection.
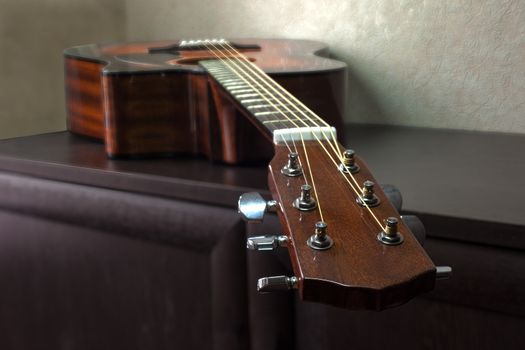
[0,0,125,140]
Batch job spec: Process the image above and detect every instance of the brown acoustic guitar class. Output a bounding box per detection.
[64,38,451,310]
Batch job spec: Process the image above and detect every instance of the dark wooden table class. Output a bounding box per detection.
[0,124,523,249]
[0,124,524,349]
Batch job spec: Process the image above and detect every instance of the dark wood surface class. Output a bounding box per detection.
[346,125,525,250]
[346,124,525,227]
[0,124,524,249]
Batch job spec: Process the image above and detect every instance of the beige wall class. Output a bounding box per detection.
[126,0,525,134]
[0,0,125,139]
[1,0,523,139]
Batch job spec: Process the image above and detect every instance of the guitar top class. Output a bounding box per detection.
[64,38,449,310]
[65,38,346,74]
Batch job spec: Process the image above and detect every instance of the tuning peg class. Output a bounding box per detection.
[338,149,360,174]
[281,152,303,176]
[380,184,403,212]
[257,275,298,293]
[436,266,452,280]
[238,192,278,222]
[378,217,404,245]
[357,180,380,207]
[247,235,288,251]
[401,215,426,246]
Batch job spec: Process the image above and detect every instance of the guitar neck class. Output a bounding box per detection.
[200,59,336,143]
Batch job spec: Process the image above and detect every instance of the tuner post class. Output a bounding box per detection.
[293,184,317,211]
[378,217,404,245]
[357,180,380,207]
[281,152,303,177]
[338,149,360,174]
[307,221,334,250]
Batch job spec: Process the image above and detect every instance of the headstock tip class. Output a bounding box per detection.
[300,267,436,311]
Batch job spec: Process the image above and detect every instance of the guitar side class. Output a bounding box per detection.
[64,39,347,163]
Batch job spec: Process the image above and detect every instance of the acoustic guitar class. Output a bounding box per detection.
[64,38,451,310]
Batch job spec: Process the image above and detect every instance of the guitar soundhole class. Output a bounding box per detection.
[168,56,256,66]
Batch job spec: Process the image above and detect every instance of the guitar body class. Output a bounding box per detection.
[64,39,346,163]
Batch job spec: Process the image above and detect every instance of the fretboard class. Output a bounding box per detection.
[200,59,335,143]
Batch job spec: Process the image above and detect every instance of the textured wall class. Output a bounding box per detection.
[0,0,125,139]
[126,0,525,133]
[1,0,523,139]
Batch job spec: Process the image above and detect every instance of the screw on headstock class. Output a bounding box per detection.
[281,152,303,177]
[338,149,360,174]
[377,217,404,245]
[356,180,381,207]
[293,184,317,211]
[307,221,334,250]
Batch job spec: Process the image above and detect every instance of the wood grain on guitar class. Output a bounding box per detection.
[64,39,345,163]
[268,143,436,310]
[64,38,450,310]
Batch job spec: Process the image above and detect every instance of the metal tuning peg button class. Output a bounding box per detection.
[436,266,452,280]
[401,215,426,246]
[238,192,278,223]
[247,235,288,251]
[381,184,403,212]
[257,275,298,293]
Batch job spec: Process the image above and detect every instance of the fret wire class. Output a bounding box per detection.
[262,118,317,125]
[205,59,314,127]
[209,63,315,127]
[200,48,299,158]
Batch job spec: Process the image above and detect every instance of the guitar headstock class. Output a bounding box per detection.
[241,140,446,310]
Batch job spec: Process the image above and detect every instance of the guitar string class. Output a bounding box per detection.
[206,40,381,228]
[203,42,324,221]
[222,42,343,170]
[220,43,385,230]
[217,42,358,188]
[202,40,325,222]
[202,41,322,210]
[215,41,385,230]
[219,42,357,187]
